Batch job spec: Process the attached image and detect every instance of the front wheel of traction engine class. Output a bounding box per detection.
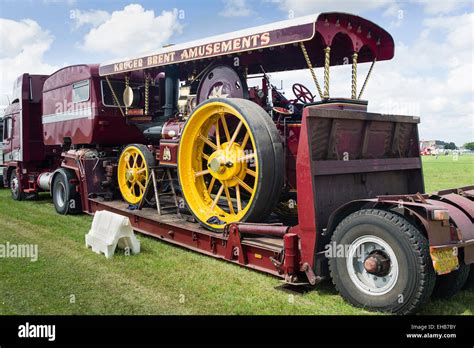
[118,144,156,205]
[178,98,284,232]
[328,209,436,315]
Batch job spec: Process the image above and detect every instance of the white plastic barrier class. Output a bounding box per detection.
[85,210,140,259]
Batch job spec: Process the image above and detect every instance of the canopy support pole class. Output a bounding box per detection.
[351,52,358,99]
[323,46,331,99]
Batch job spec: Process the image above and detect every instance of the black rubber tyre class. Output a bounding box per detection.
[9,170,24,201]
[178,98,284,232]
[52,169,82,215]
[464,264,474,289]
[328,209,436,315]
[432,262,470,299]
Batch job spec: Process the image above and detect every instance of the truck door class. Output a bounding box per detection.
[2,110,19,162]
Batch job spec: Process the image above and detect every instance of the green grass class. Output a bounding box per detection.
[422,154,474,193]
[0,154,472,315]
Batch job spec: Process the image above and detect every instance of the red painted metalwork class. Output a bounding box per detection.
[99,12,394,77]
[42,64,144,146]
[88,199,284,277]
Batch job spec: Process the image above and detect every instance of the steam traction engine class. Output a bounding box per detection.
[3,12,473,314]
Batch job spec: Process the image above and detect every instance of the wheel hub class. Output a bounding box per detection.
[125,169,135,182]
[363,251,391,276]
[207,142,245,184]
[346,235,399,296]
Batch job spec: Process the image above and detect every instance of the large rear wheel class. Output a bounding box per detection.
[118,144,156,205]
[178,98,284,231]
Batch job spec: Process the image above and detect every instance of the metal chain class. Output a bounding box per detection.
[358,59,376,100]
[299,42,323,99]
[323,46,331,99]
[351,52,358,99]
[145,73,150,115]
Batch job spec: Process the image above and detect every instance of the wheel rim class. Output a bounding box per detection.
[178,101,258,229]
[56,181,66,208]
[346,235,399,296]
[118,146,149,205]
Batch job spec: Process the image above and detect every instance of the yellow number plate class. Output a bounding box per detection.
[431,247,459,275]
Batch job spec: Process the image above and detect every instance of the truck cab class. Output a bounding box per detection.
[1,73,58,197]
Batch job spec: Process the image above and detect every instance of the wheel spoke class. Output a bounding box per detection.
[215,120,221,150]
[228,120,243,148]
[236,184,242,212]
[137,181,145,190]
[245,168,256,177]
[233,176,253,194]
[195,169,210,178]
[211,184,224,210]
[136,168,146,175]
[241,132,250,149]
[199,134,217,150]
[132,153,138,168]
[202,152,210,161]
[224,184,235,214]
[220,114,231,142]
[207,177,216,193]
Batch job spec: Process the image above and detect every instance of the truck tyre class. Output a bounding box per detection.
[464,265,474,289]
[432,262,470,299]
[52,169,82,215]
[328,209,436,315]
[10,170,24,201]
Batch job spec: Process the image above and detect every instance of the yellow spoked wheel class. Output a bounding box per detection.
[178,98,284,231]
[118,144,156,205]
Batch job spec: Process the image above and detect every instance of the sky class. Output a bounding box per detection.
[0,0,472,145]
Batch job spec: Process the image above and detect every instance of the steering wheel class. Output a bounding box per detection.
[292,83,314,104]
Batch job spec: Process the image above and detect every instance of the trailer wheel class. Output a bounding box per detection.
[328,209,436,315]
[432,263,470,299]
[464,265,474,289]
[9,170,24,201]
[178,98,284,232]
[52,169,81,215]
[118,144,156,205]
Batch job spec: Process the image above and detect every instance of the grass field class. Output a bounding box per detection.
[0,154,473,315]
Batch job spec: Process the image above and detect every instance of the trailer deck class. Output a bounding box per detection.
[89,198,286,277]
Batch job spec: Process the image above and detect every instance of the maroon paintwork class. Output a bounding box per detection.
[42,64,144,146]
[99,12,394,79]
[2,74,61,190]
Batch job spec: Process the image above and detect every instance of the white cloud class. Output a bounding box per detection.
[42,0,77,6]
[219,0,253,17]
[0,18,58,104]
[79,4,183,56]
[412,0,471,15]
[70,9,110,29]
[266,12,473,145]
[269,0,393,17]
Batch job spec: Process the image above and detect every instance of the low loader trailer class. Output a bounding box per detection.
[2,12,473,314]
